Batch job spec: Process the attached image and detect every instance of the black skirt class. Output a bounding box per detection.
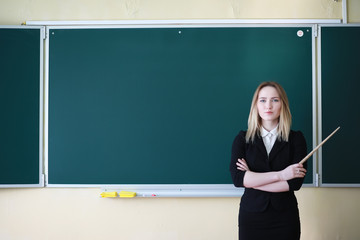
[239,203,300,240]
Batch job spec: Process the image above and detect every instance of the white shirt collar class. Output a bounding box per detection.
[261,125,278,138]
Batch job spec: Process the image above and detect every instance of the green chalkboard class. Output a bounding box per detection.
[0,27,42,186]
[48,27,313,185]
[321,26,360,185]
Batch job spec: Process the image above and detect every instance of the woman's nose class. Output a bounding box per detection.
[266,101,272,109]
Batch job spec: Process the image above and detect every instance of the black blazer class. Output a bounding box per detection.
[230,130,307,212]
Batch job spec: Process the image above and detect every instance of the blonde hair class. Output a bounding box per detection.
[245,82,292,143]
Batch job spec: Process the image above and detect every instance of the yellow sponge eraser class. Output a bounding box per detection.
[119,191,137,198]
[100,191,118,198]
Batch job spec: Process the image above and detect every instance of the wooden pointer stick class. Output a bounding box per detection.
[299,126,340,165]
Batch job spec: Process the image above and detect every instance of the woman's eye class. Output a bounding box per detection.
[259,99,266,103]
[272,99,280,102]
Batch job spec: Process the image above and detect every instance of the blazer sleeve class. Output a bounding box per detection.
[229,131,247,188]
[287,131,308,191]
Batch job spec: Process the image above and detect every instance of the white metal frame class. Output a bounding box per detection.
[343,0,348,24]
[102,184,244,198]
[41,22,317,196]
[312,24,320,187]
[27,19,341,26]
[0,25,45,188]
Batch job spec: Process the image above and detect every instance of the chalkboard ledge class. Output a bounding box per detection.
[98,184,244,198]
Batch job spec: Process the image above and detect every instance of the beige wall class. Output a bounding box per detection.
[1,188,360,239]
[0,0,346,24]
[1,1,359,240]
[348,0,360,22]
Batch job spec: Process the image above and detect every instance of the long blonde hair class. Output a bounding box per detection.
[245,82,292,143]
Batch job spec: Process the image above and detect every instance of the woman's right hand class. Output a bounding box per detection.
[279,163,306,181]
[236,158,250,172]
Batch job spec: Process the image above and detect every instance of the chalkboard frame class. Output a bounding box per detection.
[44,23,317,194]
[0,26,44,188]
[318,24,360,187]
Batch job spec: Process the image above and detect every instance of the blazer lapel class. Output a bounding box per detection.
[254,135,268,158]
[269,139,287,161]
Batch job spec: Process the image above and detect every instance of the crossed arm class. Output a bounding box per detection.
[236,158,306,192]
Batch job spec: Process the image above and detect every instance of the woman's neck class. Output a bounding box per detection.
[261,120,279,132]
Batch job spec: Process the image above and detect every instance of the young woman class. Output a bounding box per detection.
[229,81,307,240]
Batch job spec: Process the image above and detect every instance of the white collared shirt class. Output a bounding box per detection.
[261,126,278,155]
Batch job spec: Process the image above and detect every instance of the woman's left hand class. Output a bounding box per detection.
[236,158,250,172]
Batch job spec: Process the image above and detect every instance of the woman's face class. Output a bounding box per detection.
[257,86,281,126]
